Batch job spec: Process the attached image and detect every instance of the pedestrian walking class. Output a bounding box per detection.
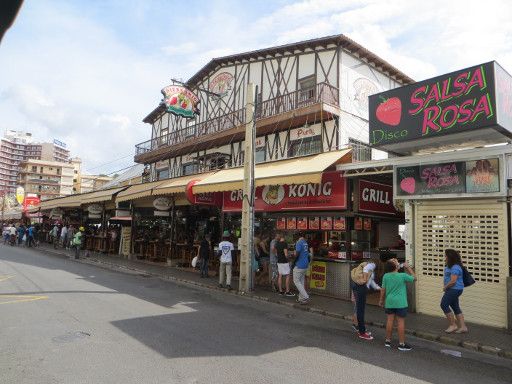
[198,235,210,278]
[72,227,84,259]
[9,224,16,246]
[441,249,468,334]
[60,224,68,249]
[27,224,35,247]
[293,233,310,304]
[269,233,279,291]
[67,225,75,250]
[17,224,25,246]
[217,230,234,290]
[350,259,380,340]
[275,234,294,297]
[379,258,416,351]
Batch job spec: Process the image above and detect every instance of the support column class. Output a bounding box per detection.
[239,83,256,293]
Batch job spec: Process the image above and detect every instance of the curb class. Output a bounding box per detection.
[34,246,512,361]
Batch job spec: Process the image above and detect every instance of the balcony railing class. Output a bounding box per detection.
[135,82,339,156]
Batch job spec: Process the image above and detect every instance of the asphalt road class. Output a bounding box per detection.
[0,244,510,384]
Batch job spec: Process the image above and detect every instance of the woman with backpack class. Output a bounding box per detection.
[351,259,380,341]
[441,249,468,334]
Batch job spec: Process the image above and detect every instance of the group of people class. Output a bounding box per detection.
[350,248,469,351]
[49,223,84,258]
[2,223,38,247]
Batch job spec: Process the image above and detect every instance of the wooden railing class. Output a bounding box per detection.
[135,82,339,156]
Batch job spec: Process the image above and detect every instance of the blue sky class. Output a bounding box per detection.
[1,0,511,175]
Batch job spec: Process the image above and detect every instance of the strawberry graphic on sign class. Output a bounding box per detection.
[376,96,402,126]
[161,85,200,119]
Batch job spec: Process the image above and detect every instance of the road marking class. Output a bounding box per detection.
[0,275,15,282]
[0,294,48,305]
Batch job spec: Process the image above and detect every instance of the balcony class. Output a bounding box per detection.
[134,82,339,164]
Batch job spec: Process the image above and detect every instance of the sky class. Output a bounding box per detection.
[1,0,511,176]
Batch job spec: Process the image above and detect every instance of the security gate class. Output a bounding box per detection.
[414,199,509,328]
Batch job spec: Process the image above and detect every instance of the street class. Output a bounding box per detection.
[0,244,510,384]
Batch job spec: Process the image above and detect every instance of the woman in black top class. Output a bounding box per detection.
[198,236,211,278]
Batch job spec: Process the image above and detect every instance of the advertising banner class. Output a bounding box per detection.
[369,62,506,152]
[310,261,327,290]
[222,171,347,212]
[161,85,200,119]
[395,157,502,198]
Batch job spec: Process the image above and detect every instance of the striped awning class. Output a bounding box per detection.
[115,180,168,203]
[81,187,126,204]
[152,173,215,196]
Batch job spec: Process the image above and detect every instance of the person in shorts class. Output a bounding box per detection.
[275,234,294,297]
[379,258,416,351]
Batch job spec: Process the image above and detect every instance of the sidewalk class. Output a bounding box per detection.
[33,244,512,360]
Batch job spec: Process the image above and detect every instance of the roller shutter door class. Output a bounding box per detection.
[415,199,509,328]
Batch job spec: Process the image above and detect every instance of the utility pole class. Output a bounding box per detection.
[239,83,256,293]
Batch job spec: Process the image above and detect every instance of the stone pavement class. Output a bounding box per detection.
[32,244,512,360]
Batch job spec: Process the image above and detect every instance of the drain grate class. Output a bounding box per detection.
[52,331,91,343]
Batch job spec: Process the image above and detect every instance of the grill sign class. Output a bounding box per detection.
[358,180,398,215]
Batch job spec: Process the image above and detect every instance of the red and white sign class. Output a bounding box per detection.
[290,125,321,141]
[223,171,347,212]
[186,180,222,206]
[358,180,399,215]
[333,217,346,231]
[23,194,40,212]
[255,137,265,148]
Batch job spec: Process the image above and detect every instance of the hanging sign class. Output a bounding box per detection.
[308,217,320,230]
[276,217,286,230]
[310,261,327,290]
[222,171,347,212]
[290,125,321,141]
[297,217,308,230]
[286,217,297,230]
[16,186,25,205]
[369,61,512,154]
[333,217,346,231]
[321,217,332,230]
[395,157,501,198]
[161,85,200,119]
[22,195,40,212]
[153,197,172,211]
[354,217,363,230]
[363,218,372,231]
[209,72,234,99]
[186,180,222,206]
[358,180,399,215]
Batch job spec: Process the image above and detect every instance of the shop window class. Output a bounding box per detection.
[182,162,199,176]
[288,135,322,157]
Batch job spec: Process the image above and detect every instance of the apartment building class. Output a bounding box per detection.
[17,159,74,200]
[0,132,71,195]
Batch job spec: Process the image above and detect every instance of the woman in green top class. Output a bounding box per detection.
[379,258,416,351]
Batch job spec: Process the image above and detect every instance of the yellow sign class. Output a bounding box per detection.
[310,261,327,290]
[16,186,25,205]
[121,227,132,256]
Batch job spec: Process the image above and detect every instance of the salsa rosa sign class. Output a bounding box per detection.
[222,171,347,212]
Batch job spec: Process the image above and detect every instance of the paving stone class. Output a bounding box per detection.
[500,349,512,360]
[438,336,461,346]
[479,345,502,355]
[415,331,439,341]
[461,341,480,351]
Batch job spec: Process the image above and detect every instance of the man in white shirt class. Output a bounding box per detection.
[218,230,234,290]
[60,225,68,249]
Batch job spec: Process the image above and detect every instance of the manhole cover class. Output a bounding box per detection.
[52,331,91,343]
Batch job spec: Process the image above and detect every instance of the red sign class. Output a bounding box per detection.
[186,180,222,206]
[297,217,308,230]
[363,218,372,231]
[354,217,363,230]
[23,195,40,212]
[286,217,296,230]
[321,217,332,230]
[358,180,399,215]
[333,217,346,231]
[308,217,319,230]
[222,171,347,212]
[276,217,286,230]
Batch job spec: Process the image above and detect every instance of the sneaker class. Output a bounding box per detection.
[285,291,295,297]
[384,340,391,348]
[297,298,310,305]
[398,343,412,351]
[226,285,232,291]
[351,324,358,332]
[358,332,374,341]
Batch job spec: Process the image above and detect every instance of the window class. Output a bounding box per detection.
[298,76,316,104]
[182,162,199,176]
[255,147,266,163]
[288,135,322,157]
[208,156,228,171]
[157,169,169,180]
[349,138,372,162]
[32,166,37,172]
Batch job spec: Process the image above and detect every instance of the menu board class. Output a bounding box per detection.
[354,217,363,231]
[321,217,333,230]
[308,217,320,230]
[297,217,308,230]
[286,217,297,230]
[363,218,372,231]
[396,158,500,198]
[333,217,346,231]
[276,217,286,230]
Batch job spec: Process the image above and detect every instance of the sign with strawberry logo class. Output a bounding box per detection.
[161,85,200,119]
[368,61,512,154]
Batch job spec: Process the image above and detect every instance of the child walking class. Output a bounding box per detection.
[379,258,416,351]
